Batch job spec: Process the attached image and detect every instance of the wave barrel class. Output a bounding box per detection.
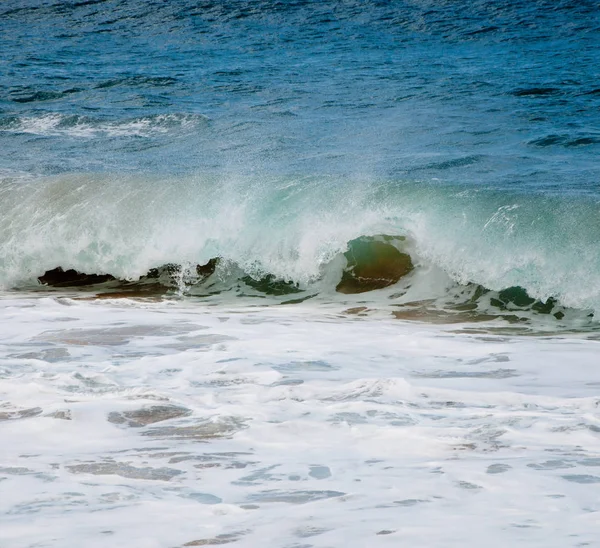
[336,236,413,294]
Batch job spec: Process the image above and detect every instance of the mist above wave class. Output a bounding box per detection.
[1,172,600,315]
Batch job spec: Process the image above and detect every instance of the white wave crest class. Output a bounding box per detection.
[1,113,207,138]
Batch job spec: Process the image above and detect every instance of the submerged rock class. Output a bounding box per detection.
[143,258,219,285]
[108,405,192,427]
[38,267,115,287]
[241,274,301,296]
[0,406,43,421]
[67,461,182,481]
[489,286,561,316]
[183,533,242,546]
[144,263,180,279]
[196,257,219,279]
[336,236,413,294]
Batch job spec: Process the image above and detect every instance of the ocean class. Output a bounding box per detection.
[1,1,600,546]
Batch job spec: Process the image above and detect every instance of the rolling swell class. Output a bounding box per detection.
[1,173,600,318]
[31,246,582,327]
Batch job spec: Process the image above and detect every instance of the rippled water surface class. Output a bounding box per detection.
[1,1,600,546]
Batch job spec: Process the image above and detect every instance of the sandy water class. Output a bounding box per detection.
[1,293,599,547]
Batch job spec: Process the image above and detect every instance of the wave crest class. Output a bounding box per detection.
[2,173,600,319]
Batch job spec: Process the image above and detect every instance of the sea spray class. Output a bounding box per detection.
[3,172,600,315]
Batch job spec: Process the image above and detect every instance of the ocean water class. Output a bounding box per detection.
[1,1,600,546]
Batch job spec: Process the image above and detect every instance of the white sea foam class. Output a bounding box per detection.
[2,113,205,138]
[1,294,599,547]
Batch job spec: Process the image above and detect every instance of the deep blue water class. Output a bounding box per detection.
[2,0,598,183]
[1,1,600,310]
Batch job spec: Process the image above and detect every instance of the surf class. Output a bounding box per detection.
[2,172,600,322]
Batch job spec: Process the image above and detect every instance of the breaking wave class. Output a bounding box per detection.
[1,172,600,324]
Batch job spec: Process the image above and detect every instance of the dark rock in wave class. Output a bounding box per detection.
[37,259,220,294]
[196,257,219,280]
[145,258,219,284]
[38,267,115,287]
[242,274,301,296]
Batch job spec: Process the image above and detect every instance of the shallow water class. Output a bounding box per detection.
[1,293,600,547]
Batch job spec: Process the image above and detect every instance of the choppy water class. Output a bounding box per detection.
[1,1,600,546]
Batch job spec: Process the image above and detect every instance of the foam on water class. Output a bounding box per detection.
[2,1,600,545]
[0,113,206,138]
[1,294,599,547]
[2,173,600,315]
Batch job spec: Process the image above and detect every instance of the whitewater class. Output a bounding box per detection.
[1,1,600,547]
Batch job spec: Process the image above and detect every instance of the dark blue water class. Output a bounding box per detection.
[1,1,600,310]
[2,0,598,181]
